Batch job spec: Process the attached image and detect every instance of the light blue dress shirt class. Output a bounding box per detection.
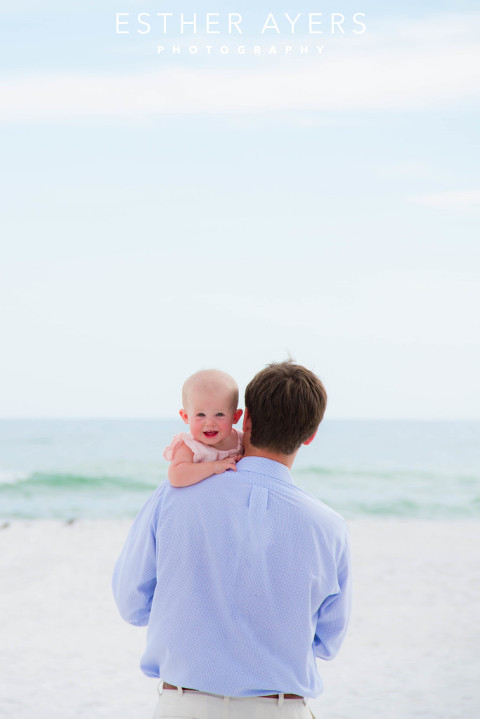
[112,456,351,698]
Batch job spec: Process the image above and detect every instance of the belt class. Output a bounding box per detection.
[162,682,303,700]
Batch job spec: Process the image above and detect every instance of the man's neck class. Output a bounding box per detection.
[242,445,298,470]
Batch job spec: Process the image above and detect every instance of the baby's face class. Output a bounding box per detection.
[180,387,241,446]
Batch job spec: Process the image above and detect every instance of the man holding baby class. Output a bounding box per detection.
[113,360,351,718]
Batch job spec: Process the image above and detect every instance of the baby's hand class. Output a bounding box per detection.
[213,458,238,474]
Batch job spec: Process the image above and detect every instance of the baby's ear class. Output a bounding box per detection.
[179,409,189,424]
[233,409,243,424]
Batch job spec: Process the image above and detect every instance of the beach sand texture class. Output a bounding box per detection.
[1,519,479,719]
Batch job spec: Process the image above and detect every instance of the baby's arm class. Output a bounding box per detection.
[168,442,239,488]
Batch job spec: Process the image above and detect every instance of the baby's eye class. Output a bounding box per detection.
[216,412,225,417]
[197,413,205,417]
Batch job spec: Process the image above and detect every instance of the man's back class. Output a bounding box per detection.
[113,456,351,698]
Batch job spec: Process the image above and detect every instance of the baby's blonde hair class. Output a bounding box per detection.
[182,369,239,410]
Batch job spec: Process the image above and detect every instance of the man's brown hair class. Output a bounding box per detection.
[245,361,327,455]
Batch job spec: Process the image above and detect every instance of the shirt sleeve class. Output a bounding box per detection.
[314,525,352,660]
[112,487,162,626]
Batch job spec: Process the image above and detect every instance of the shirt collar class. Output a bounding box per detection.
[236,456,294,484]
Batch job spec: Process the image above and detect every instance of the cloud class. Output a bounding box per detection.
[411,190,480,211]
[2,12,480,121]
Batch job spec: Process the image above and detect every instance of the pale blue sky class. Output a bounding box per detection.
[1,1,479,419]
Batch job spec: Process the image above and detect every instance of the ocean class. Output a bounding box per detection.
[0,419,479,521]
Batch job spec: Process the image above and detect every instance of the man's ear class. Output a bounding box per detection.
[242,408,252,433]
[302,429,318,446]
[179,409,189,424]
[233,409,243,424]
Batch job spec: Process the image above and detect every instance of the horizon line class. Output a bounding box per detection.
[0,416,479,423]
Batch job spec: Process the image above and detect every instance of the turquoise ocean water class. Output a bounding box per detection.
[0,419,479,521]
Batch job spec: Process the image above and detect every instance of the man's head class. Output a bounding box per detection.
[244,361,327,456]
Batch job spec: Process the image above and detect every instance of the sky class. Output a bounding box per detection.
[1,1,479,419]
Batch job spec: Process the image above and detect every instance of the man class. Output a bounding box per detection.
[113,361,351,719]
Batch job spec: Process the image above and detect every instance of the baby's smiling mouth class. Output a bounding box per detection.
[204,431,218,437]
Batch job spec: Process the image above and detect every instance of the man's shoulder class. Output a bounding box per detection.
[134,481,172,523]
[235,458,348,537]
[291,483,348,535]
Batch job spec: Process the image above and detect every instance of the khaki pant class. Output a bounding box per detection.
[153,685,315,719]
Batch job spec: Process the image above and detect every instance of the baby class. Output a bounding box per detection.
[163,369,244,487]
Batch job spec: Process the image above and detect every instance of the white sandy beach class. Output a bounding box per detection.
[1,519,479,719]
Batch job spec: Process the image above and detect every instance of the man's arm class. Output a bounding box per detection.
[112,489,162,626]
[314,528,352,660]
